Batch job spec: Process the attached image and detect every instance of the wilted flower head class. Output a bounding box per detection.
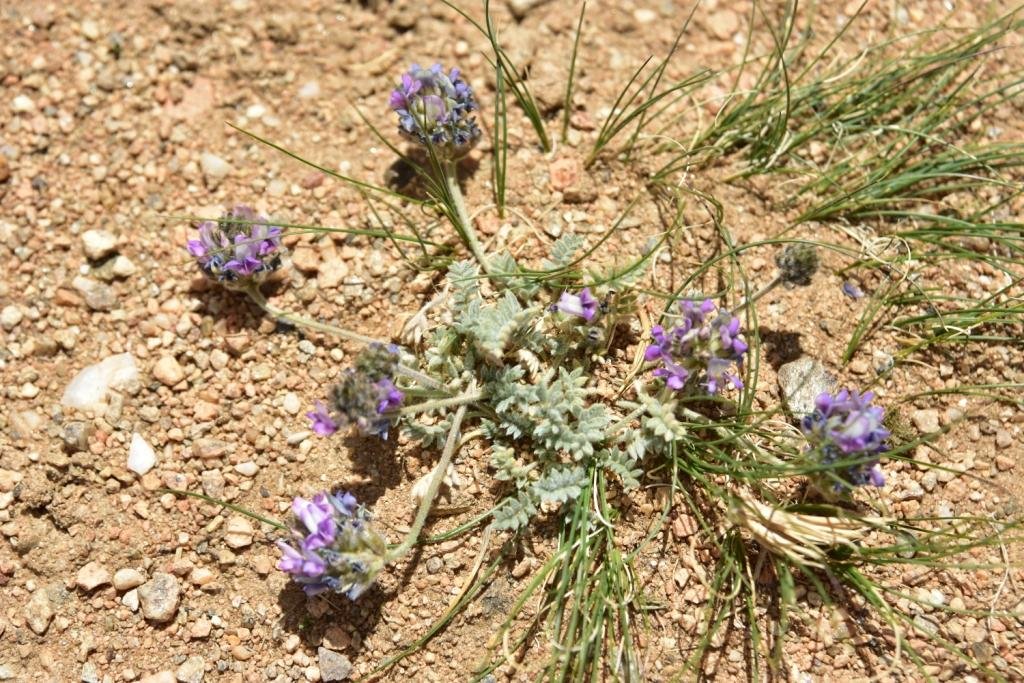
[307,344,404,439]
[276,491,387,599]
[187,206,283,289]
[645,299,748,394]
[800,389,889,492]
[551,287,599,322]
[775,244,819,286]
[389,63,481,157]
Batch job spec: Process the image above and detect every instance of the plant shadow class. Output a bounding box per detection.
[758,328,805,369]
[190,278,295,336]
[384,152,482,202]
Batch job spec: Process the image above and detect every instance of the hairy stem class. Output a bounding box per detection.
[606,404,647,438]
[247,285,382,345]
[443,160,493,276]
[395,391,484,416]
[734,274,783,314]
[245,286,441,389]
[387,397,471,562]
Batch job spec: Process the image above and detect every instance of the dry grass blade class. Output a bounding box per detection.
[728,489,889,567]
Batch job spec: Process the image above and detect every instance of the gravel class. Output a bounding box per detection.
[777,357,835,419]
[911,409,942,434]
[137,573,181,623]
[81,229,118,260]
[128,433,157,475]
[317,648,352,682]
[61,353,139,411]
[153,355,186,386]
[76,561,112,591]
[0,304,22,330]
[25,588,55,635]
[113,568,146,591]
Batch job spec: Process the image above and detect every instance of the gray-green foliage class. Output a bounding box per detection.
[406,243,646,532]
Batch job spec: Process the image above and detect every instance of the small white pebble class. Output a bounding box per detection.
[121,589,139,612]
[12,94,35,112]
[282,392,302,415]
[234,461,258,477]
[1,305,23,331]
[127,433,156,475]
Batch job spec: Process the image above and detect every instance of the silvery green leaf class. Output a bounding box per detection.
[640,393,688,443]
[491,493,537,531]
[599,449,643,489]
[543,233,585,271]
[447,260,481,315]
[490,251,540,297]
[490,444,535,485]
[532,465,586,504]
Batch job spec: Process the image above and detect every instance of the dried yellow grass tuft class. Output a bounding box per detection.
[728,489,890,567]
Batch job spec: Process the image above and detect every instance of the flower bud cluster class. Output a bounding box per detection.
[645,299,748,394]
[187,206,283,288]
[389,63,481,157]
[276,492,387,599]
[800,389,889,492]
[308,344,405,439]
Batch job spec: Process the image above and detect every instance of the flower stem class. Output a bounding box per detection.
[245,286,441,390]
[246,285,381,346]
[606,404,646,438]
[443,160,493,277]
[733,275,783,314]
[386,397,470,563]
[395,391,483,416]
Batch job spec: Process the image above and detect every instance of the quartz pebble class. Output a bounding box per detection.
[224,516,255,548]
[318,648,352,682]
[200,153,231,183]
[113,568,146,591]
[0,304,22,331]
[62,353,139,411]
[76,561,112,591]
[777,357,835,419]
[283,392,302,415]
[12,94,35,112]
[911,409,941,434]
[137,573,181,622]
[72,275,117,311]
[234,461,258,476]
[25,588,55,635]
[190,618,212,639]
[128,433,157,475]
[175,656,206,683]
[153,355,186,386]
[121,589,140,612]
[81,229,118,260]
[707,9,740,40]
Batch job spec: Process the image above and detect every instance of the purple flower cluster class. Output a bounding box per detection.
[389,63,481,156]
[800,389,889,492]
[551,287,599,322]
[276,492,387,599]
[645,299,748,394]
[187,206,282,288]
[307,344,405,439]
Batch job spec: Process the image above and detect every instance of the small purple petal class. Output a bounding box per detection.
[307,401,339,436]
[842,281,864,299]
[553,288,600,322]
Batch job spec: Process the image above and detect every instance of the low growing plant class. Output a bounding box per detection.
[173,3,1023,679]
